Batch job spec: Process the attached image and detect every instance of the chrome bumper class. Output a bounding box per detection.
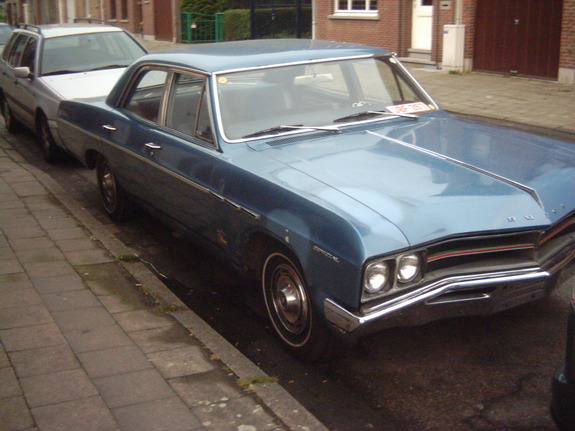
[324,268,557,334]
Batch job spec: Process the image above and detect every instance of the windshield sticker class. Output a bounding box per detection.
[386,102,431,114]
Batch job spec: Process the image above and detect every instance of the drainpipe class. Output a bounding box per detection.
[455,0,463,25]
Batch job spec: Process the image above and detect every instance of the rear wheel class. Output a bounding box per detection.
[1,94,19,133]
[96,155,132,221]
[37,114,60,163]
[261,247,335,361]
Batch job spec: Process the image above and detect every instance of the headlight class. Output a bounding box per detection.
[364,261,390,294]
[397,253,421,283]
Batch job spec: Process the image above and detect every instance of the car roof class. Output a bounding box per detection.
[134,39,391,74]
[15,23,125,38]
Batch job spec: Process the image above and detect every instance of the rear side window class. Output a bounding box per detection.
[122,69,169,123]
[165,72,213,144]
[4,34,29,66]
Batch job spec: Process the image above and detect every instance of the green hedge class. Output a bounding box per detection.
[224,9,251,41]
[223,6,312,40]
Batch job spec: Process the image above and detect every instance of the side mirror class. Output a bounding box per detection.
[14,66,33,80]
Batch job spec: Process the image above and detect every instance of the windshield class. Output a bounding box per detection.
[0,27,12,45]
[216,56,436,141]
[41,31,146,76]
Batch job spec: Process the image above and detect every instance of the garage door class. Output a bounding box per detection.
[473,0,563,79]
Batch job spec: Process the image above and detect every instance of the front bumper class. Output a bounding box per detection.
[324,267,560,335]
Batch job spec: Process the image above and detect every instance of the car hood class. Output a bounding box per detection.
[41,68,126,100]
[251,113,575,247]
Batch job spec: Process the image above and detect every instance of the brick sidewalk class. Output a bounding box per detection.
[0,137,326,431]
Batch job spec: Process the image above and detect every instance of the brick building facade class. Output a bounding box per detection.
[3,0,178,42]
[315,0,575,84]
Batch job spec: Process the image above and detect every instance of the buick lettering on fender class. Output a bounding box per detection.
[56,40,575,360]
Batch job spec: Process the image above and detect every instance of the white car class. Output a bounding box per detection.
[0,22,147,162]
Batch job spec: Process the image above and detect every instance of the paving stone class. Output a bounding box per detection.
[0,272,33,290]
[20,369,98,408]
[93,369,175,408]
[148,345,215,379]
[55,237,101,252]
[41,289,101,312]
[0,215,40,229]
[98,294,139,313]
[191,396,281,431]
[169,372,245,407]
[129,324,198,354]
[14,247,66,263]
[31,273,86,294]
[64,324,133,354]
[0,342,9,368]
[0,304,52,330]
[0,367,21,398]
[114,309,174,333]
[0,396,35,431]
[46,226,89,241]
[36,216,79,231]
[22,260,76,279]
[2,225,46,240]
[51,306,116,332]
[8,236,55,251]
[78,345,153,378]
[66,248,114,265]
[0,287,42,308]
[32,396,118,431]
[0,323,67,352]
[0,258,23,275]
[9,344,80,377]
[0,245,15,259]
[112,396,202,431]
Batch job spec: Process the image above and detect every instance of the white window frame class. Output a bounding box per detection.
[332,0,378,19]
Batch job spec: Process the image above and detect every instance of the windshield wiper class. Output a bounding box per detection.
[42,69,82,76]
[86,64,129,71]
[242,124,340,139]
[334,110,419,124]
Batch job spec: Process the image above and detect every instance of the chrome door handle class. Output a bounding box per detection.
[144,143,162,150]
[144,142,162,156]
[102,124,117,131]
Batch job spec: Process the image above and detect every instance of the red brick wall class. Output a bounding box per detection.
[315,0,405,55]
[561,0,575,69]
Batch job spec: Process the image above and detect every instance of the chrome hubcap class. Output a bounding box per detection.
[100,165,116,208]
[271,263,309,336]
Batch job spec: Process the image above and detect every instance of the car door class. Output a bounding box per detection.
[103,67,222,244]
[1,33,37,128]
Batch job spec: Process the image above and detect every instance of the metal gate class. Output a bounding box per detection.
[181,12,225,43]
[250,0,312,39]
[473,0,563,79]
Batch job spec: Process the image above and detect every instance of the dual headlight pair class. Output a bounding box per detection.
[362,252,423,302]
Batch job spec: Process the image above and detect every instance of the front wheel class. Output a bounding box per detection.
[38,114,60,163]
[1,94,19,133]
[262,248,335,361]
[96,155,132,221]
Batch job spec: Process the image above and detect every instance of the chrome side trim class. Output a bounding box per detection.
[324,268,549,333]
[368,130,545,209]
[59,119,261,220]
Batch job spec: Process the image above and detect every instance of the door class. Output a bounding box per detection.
[474,0,562,79]
[411,0,433,51]
[2,34,37,128]
[154,0,173,41]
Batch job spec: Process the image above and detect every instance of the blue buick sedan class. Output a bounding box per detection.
[57,40,575,360]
